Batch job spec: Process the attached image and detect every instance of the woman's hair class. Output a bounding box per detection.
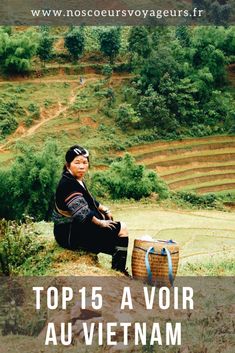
[63,145,89,171]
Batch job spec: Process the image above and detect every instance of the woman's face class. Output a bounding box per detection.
[68,155,89,180]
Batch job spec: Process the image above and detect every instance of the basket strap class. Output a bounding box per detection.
[145,246,174,287]
[145,246,154,284]
[161,247,174,287]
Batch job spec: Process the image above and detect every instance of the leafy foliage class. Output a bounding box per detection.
[64,28,85,60]
[0,140,61,221]
[116,103,139,130]
[0,218,44,275]
[173,191,219,209]
[99,28,121,63]
[0,98,24,137]
[128,26,151,58]
[37,32,54,63]
[90,154,169,200]
[0,29,39,74]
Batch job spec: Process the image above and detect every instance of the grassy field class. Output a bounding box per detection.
[112,204,235,275]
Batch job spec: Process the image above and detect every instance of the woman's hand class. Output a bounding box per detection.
[92,216,117,229]
[98,220,118,229]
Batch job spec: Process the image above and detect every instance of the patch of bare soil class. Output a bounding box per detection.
[12,123,26,137]
[80,116,98,129]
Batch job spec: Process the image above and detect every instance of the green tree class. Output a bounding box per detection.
[99,29,121,63]
[128,26,151,58]
[37,32,54,64]
[140,47,182,89]
[0,170,12,219]
[137,86,177,132]
[8,140,61,221]
[64,28,85,60]
[116,103,139,130]
[191,44,226,86]
[0,30,39,74]
[176,26,191,47]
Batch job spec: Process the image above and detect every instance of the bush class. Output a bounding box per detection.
[0,140,61,221]
[102,64,113,78]
[173,191,219,209]
[90,154,169,200]
[116,103,140,130]
[64,29,85,60]
[0,30,39,74]
[0,99,24,137]
[0,218,43,275]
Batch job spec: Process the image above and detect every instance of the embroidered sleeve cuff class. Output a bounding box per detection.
[85,210,96,222]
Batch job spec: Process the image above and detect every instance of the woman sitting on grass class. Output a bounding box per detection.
[53,145,129,275]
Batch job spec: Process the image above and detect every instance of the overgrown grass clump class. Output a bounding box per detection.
[172,191,221,209]
[180,257,235,276]
[0,218,54,275]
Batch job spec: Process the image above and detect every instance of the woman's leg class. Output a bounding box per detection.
[111,222,129,273]
[118,221,128,237]
[68,220,129,273]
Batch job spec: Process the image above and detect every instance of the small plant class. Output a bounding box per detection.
[102,64,113,78]
[0,218,44,275]
[173,191,219,209]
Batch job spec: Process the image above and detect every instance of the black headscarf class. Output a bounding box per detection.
[65,145,89,163]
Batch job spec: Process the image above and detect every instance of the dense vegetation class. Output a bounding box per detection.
[0,25,235,220]
[0,25,234,139]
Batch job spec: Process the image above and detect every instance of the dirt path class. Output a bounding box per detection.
[0,73,132,151]
[0,73,132,85]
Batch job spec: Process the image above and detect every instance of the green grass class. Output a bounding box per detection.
[0,82,73,110]
[17,204,234,277]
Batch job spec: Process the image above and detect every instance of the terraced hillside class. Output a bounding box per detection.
[128,135,235,194]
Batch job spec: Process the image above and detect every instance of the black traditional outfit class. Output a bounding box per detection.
[53,170,128,272]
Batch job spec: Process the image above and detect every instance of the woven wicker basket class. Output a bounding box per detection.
[132,239,179,287]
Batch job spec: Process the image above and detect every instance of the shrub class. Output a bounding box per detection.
[99,29,121,63]
[0,140,61,221]
[174,191,219,209]
[0,218,43,275]
[116,103,140,130]
[102,64,113,78]
[90,154,169,200]
[64,29,85,60]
